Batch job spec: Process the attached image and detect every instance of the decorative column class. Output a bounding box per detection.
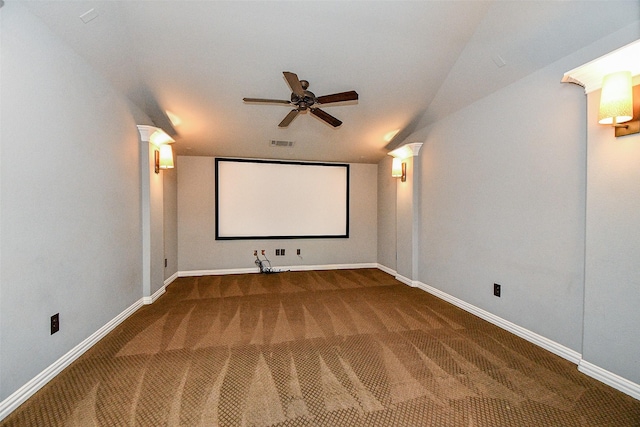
[389,142,422,285]
[137,125,167,303]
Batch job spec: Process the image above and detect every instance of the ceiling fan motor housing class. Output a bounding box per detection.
[291,91,317,110]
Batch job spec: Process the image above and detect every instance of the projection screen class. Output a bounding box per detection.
[215,158,349,239]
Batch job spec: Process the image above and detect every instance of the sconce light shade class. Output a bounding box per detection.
[391,157,403,178]
[391,157,407,182]
[598,71,633,125]
[158,144,174,170]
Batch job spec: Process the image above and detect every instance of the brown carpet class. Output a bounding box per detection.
[2,269,639,426]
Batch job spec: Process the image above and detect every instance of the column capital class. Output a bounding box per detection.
[136,125,174,146]
[388,142,423,159]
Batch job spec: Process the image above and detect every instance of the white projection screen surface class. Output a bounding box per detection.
[215,159,349,239]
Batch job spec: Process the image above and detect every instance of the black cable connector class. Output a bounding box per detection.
[255,253,277,274]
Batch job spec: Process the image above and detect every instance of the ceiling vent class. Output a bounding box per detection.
[270,140,295,148]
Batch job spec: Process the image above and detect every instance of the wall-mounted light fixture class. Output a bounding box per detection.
[155,144,174,173]
[562,39,640,138]
[599,71,639,137]
[388,142,423,183]
[391,157,406,182]
[137,124,176,174]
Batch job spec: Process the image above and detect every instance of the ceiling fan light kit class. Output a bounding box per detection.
[243,71,358,128]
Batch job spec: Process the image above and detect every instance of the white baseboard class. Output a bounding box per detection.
[0,298,145,422]
[140,273,178,305]
[164,271,179,287]
[178,262,378,277]
[394,274,413,287]
[412,280,582,364]
[142,284,166,305]
[579,360,640,400]
[179,267,256,277]
[285,263,378,272]
[376,264,396,277]
[374,264,418,287]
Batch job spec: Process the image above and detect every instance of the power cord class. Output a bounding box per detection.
[254,251,289,274]
[255,253,276,274]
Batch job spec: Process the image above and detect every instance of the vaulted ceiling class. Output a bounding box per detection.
[23,1,640,163]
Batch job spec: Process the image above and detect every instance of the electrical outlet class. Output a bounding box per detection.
[254,250,257,256]
[297,249,301,255]
[261,250,265,255]
[281,248,285,256]
[51,313,60,335]
[494,283,501,297]
[276,249,281,256]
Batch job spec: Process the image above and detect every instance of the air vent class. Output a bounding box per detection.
[270,140,295,148]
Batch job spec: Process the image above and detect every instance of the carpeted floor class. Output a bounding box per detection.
[2,269,639,426]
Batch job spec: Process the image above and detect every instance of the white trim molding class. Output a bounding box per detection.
[394,273,413,287]
[0,298,145,422]
[142,285,166,305]
[164,271,179,287]
[141,271,179,305]
[178,262,378,278]
[376,263,396,277]
[388,142,423,160]
[579,360,640,400]
[136,124,174,147]
[179,267,259,277]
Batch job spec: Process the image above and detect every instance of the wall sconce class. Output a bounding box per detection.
[391,157,406,182]
[599,71,639,137]
[137,125,177,174]
[388,142,422,183]
[155,144,174,174]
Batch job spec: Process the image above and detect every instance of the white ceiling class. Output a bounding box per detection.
[22,1,640,163]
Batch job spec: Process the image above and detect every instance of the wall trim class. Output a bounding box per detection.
[579,360,640,400]
[0,298,145,422]
[142,284,166,305]
[141,271,179,305]
[178,262,378,277]
[411,279,582,364]
[179,267,256,277]
[376,264,396,276]
[164,271,179,287]
[394,274,413,287]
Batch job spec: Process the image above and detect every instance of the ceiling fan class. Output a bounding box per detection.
[243,71,358,128]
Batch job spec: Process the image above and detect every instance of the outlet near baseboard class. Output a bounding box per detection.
[51,313,60,334]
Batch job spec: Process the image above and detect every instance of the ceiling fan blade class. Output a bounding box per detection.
[283,71,305,97]
[316,91,359,104]
[243,98,291,105]
[310,108,342,127]
[278,109,300,127]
